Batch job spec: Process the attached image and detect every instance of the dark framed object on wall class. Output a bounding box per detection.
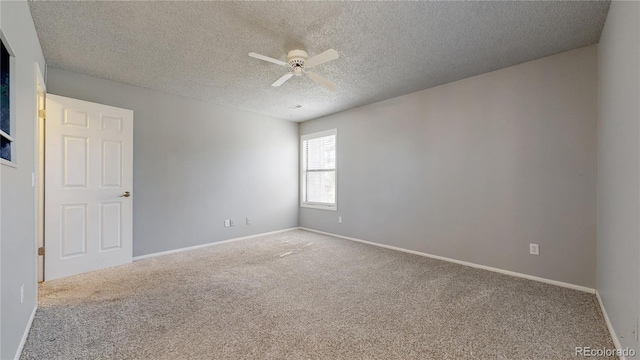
[0,31,14,164]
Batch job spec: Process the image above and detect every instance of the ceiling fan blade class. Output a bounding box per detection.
[305,49,339,68]
[271,73,293,87]
[306,71,337,92]
[249,52,288,67]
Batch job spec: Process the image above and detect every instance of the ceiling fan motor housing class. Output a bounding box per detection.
[287,49,309,75]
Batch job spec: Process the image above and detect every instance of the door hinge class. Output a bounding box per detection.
[38,109,46,119]
[38,247,45,256]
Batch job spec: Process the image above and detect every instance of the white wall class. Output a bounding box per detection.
[0,1,46,359]
[46,68,299,257]
[597,0,640,353]
[300,45,598,288]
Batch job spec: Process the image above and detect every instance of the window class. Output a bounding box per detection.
[301,129,337,210]
[0,34,14,164]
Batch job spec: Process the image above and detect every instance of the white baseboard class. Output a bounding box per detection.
[14,305,37,360]
[299,227,595,294]
[133,227,300,261]
[596,290,626,360]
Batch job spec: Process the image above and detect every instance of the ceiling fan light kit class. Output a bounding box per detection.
[249,48,339,92]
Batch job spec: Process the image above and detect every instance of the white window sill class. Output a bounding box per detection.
[1,158,17,168]
[301,203,338,211]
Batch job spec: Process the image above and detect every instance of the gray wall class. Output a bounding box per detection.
[0,1,46,359]
[300,46,598,288]
[597,0,640,352]
[47,68,299,257]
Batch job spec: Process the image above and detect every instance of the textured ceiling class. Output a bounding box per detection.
[28,1,610,122]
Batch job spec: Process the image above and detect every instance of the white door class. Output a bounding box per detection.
[45,94,133,281]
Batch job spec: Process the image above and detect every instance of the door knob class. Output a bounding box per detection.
[120,191,131,198]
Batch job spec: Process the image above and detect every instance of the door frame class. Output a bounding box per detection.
[35,64,46,282]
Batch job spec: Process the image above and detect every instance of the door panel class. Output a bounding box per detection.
[63,108,88,128]
[45,94,133,280]
[100,202,122,251]
[101,114,122,131]
[61,204,87,258]
[63,136,88,188]
[101,140,122,187]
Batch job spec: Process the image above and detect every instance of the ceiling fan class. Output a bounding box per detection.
[249,49,339,92]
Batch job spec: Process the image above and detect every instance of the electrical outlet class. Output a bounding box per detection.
[224,220,230,227]
[229,220,234,227]
[246,218,251,225]
[20,284,24,304]
[338,216,342,224]
[529,243,539,255]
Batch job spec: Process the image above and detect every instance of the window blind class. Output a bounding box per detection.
[303,132,336,205]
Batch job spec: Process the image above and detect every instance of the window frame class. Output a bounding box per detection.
[300,128,338,211]
[0,29,17,167]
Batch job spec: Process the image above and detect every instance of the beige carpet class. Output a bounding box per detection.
[21,229,614,359]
